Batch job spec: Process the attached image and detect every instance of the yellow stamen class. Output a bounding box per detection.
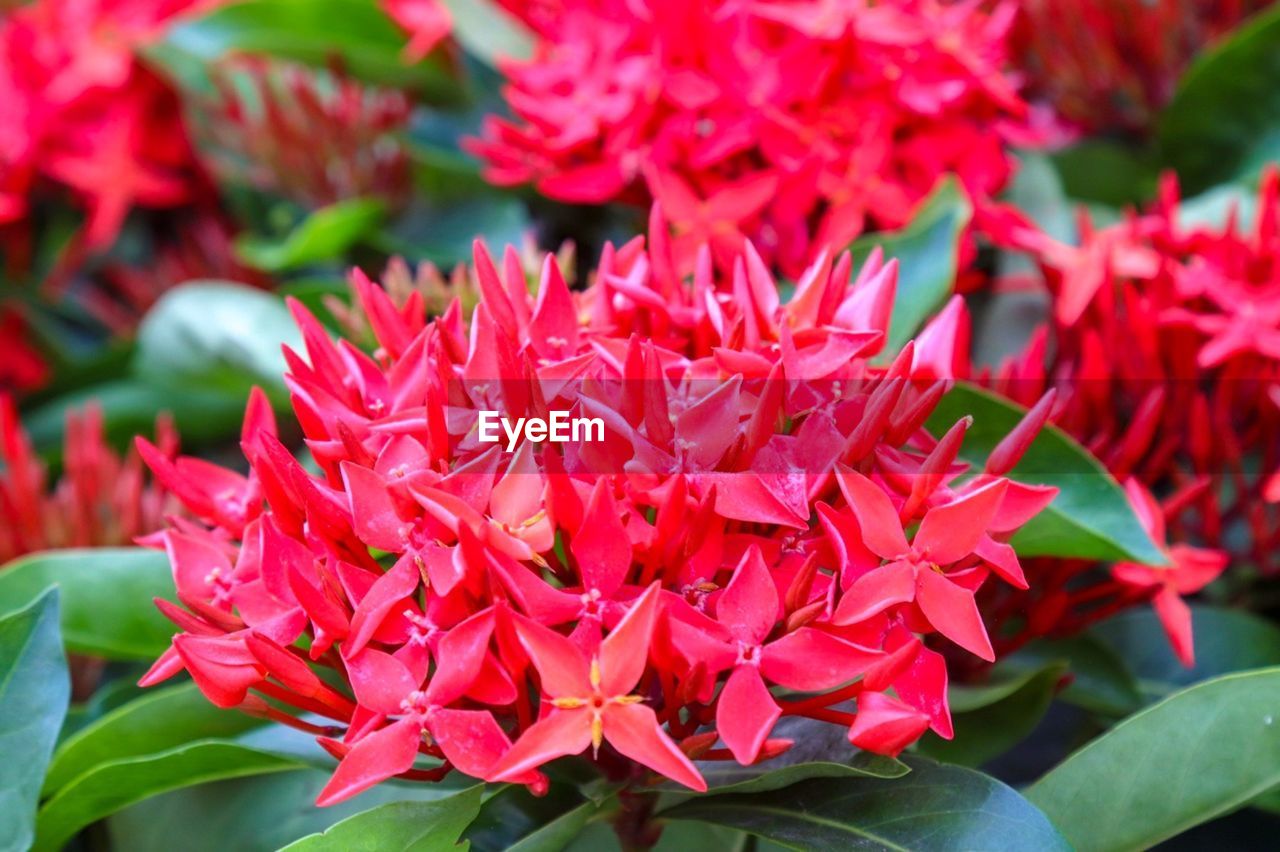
[612,694,644,705]
[591,714,604,755]
[552,696,586,709]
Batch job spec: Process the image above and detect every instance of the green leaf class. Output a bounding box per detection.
[0,589,69,852]
[109,770,470,852]
[1028,668,1280,851]
[918,662,1066,766]
[849,177,971,356]
[34,741,300,852]
[662,757,1069,851]
[926,381,1166,564]
[236,199,385,273]
[1157,5,1280,194]
[1002,635,1143,717]
[0,549,175,661]
[504,800,601,852]
[440,0,533,65]
[1091,604,1280,701]
[22,379,248,464]
[165,0,460,102]
[134,281,302,402]
[1049,140,1157,208]
[376,194,532,268]
[281,785,483,851]
[466,784,596,852]
[44,683,265,794]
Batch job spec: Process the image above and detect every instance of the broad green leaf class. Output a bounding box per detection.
[165,0,460,101]
[466,784,597,852]
[34,741,300,852]
[1002,635,1143,717]
[663,757,1069,851]
[376,195,532,268]
[1049,139,1157,208]
[1028,668,1280,851]
[108,770,468,852]
[236,199,385,273]
[918,662,1066,767]
[850,177,971,356]
[281,785,483,852]
[135,281,302,402]
[1091,604,1280,701]
[0,549,174,661]
[44,683,265,794]
[0,590,69,852]
[1158,5,1280,194]
[927,381,1166,564]
[561,819,751,852]
[665,717,907,795]
[23,379,247,464]
[59,674,148,745]
[440,0,533,65]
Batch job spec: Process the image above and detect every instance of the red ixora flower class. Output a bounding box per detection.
[0,394,180,564]
[470,0,1039,277]
[139,209,1057,803]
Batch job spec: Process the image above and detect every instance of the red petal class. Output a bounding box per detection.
[344,648,417,715]
[570,480,632,595]
[916,479,1008,565]
[346,558,420,656]
[316,718,420,806]
[762,628,882,692]
[915,569,994,661]
[490,710,592,782]
[600,583,662,696]
[603,702,707,791]
[848,692,931,757]
[514,615,592,698]
[426,708,523,782]
[716,666,781,764]
[715,546,779,645]
[1152,586,1194,667]
[831,560,915,626]
[426,609,494,706]
[834,468,908,559]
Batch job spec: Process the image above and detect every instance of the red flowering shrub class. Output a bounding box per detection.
[469,0,1036,275]
[0,395,179,564]
[1013,0,1275,135]
[137,217,1058,802]
[967,172,1280,662]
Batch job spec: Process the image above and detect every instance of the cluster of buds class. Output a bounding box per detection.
[203,57,413,210]
[0,396,179,565]
[470,0,1035,276]
[1012,0,1273,136]
[138,212,1058,803]
[972,171,1280,662]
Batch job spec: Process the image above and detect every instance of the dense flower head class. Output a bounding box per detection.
[138,214,1058,803]
[1013,0,1274,136]
[470,0,1036,276]
[0,0,217,251]
[963,171,1280,662]
[0,395,179,564]
[203,58,414,210]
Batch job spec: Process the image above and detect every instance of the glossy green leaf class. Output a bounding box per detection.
[1002,635,1143,717]
[377,194,532,268]
[927,381,1166,564]
[1029,668,1280,851]
[440,0,533,64]
[1049,139,1157,208]
[1091,604,1280,701]
[236,199,385,272]
[281,785,483,851]
[34,742,300,852]
[504,801,601,852]
[0,549,175,661]
[850,177,971,355]
[663,757,1069,851]
[466,784,597,852]
[165,0,460,101]
[1158,5,1280,194]
[108,770,470,852]
[0,590,69,852]
[134,281,302,402]
[44,683,265,794]
[23,379,248,464]
[918,662,1066,767]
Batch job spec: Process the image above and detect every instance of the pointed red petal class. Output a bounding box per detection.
[490,709,592,782]
[514,615,592,698]
[716,665,781,764]
[600,583,662,696]
[316,718,420,806]
[715,546,779,645]
[603,702,706,791]
[915,569,994,661]
[831,560,916,626]
[916,478,1008,565]
[834,468,908,559]
[761,628,882,692]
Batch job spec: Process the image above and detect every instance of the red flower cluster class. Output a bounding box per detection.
[204,58,413,210]
[1013,0,1273,135]
[973,172,1280,662]
[0,0,216,251]
[381,0,453,62]
[0,309,49,395]
[138,216,1057,802]
[0,395,179,564]
[470,0,1035,275]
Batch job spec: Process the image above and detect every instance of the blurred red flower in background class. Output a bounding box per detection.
[137,215,1059,802]
[470,0,1038,276]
